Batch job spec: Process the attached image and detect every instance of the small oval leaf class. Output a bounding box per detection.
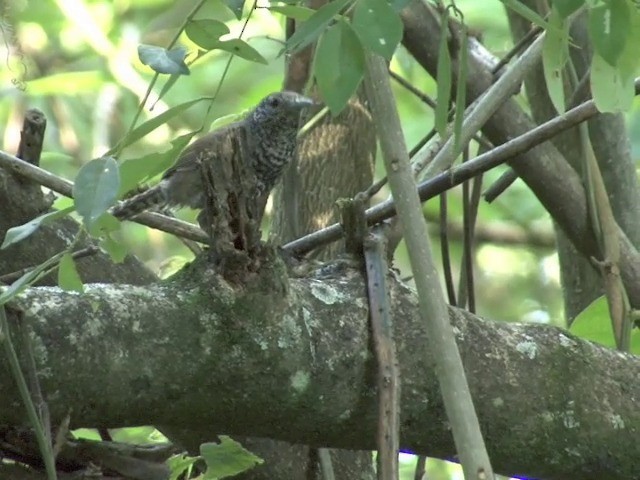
[138,44,190,75]
[73,156,121,228]
[185,19,230,50]
[214,39,267,64]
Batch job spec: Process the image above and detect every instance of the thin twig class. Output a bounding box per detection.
[364,228,399,480]
[0,150,209,244]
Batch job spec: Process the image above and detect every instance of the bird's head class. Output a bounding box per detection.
[250,91,316,127]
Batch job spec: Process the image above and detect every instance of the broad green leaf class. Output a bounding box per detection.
[200,436,263,479]
[591,52,635,113]
[138,44,190,75]
[435,8,451,138]
[58,254,83,292]
[185,19,230,50]
[167,453,199,480]
[284,0,352,53]
[1,207,74,249]
[213,39,267,64]
[552,0,585,18]
[352,0,403,59]
[119,132,196,196]
[73,156,120,228]
[100,235,127,263]
[570,295,640,353]
[107,98,205,155]
[0,252,64,305]
[542,10,569,114]
[224,0,245,19]
[313,19,364,115]
[269,5,315,21]
[588,0,630,66]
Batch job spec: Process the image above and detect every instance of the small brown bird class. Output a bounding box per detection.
[113,91,315,220]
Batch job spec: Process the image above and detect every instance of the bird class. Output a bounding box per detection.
[111,91,316,225]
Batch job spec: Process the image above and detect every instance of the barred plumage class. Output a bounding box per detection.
[112,91,314,222]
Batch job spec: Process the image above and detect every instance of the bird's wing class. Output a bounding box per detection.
[160,121,250,210]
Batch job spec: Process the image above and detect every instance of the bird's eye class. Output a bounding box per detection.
[268,97,281,108]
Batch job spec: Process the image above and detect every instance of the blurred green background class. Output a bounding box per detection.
[1,0,639,478]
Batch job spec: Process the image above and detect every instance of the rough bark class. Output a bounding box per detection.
[0,256,638,480]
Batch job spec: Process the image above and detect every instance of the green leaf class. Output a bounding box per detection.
[185,19,230,50]
[119,132,197,196]
[200,436,263,479]
[58,254,83,292]
[107,98,205,155]
[0,252,64,305]
[88,213,121,237]
[224,0,245,19]
[588,0,630,66]
[100,235,127,263]
[453,29,468,154]
[615,4,640,82]
[314,19,364,115]
[590,52,635,113]
[570,295,640,354]
[502,0,553,30]
[269,5,315,21]
[167,453,199,480]
[138,44,190,75]
[352,0,403,59]
[570,296,615,346]
[213,39,268,64]
[73,156,121,228]
[552,0,585,18]
[155,73,182,106]
[435,8,451,139]
[542,10,569,114]
[285,0,352,53]
[1,207,74,249]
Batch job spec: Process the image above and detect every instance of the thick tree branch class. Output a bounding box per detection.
[0,256,638,480]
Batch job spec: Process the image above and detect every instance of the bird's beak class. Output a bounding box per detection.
[294,95,318,109]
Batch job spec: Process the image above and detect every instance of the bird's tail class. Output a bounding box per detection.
[111,184,167,220]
